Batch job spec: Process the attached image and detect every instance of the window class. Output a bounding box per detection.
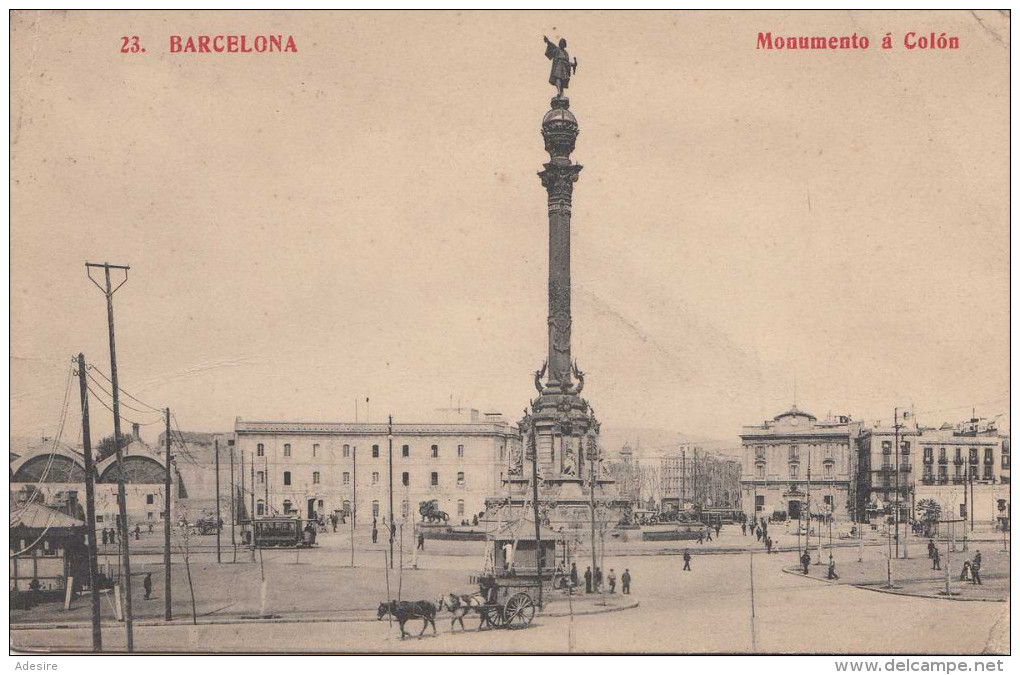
[789,463,799,479]
[343,444,350,458]
[283,500,292,513]
[431,471,439,486]
[257,501,265,516]
[431,445,439,458]
[789,446,800,461]
[147,512,154,520]
[954,464,963,478]
[257,443,265,457]
[402,444,409,458]
[313,443,319,458]
[923,464,933,479]
[312,471,320,485]
[755,464,765,479]
[499,445,505,461]
[823,464,833,479]
[96,515,104,523]
[825,444,833,459]
[257,471,265,484]
[457,444,464,458]
[457,471,465,486]
[372,445,380,458]
[823,495,832,509]
[457,500,465,516]
[318,499,323,508]
[923,447,933,463]
[881,441,892,455]
[983,465,993,480]
[284,444,291,458]
[1003,447,1011,469]
[984,448,994,465]
[755,495,765,512]
[343,471,350,485]
[402,500,410,519]
[900,441,910,455]
[955,448,963,463]
[969,448,978,464]
[755,446,766,461]
[938,465,947,481]
[146,494,154,505]
[372,501,380,518]
[939,447,947,463]
[402,471,409,487]
[959,503,967,518]
[283,471,291,486]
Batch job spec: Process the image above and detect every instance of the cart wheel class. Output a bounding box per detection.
[502,592,535,628]
[480,606,503,629]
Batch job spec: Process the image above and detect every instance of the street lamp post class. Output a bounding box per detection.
[388,415,394,570]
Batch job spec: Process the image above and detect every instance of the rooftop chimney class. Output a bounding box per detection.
[132,422,140,439]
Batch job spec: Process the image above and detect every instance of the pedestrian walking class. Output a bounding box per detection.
[927,539,935,559]
[621,568,631,594]
[143,572,152,600]
[932,548,941,570]
[608,568,617,593]
[570,562,579,588]
[148,523,153,534]
[715,523,721,538]
[706,528,712,542]
[102,528,109,546]
[683,549,691,571]
[742,522,747,536]
[584,566,592,593]
[765,537,772,554]
[800,551,811,574]
[697,530,704,545]
[134,525,141,541]
[826,557,839,580]
[971,551,982,585]
[756,528,762,543]
[371,525,378,544]
[417,531,425,550]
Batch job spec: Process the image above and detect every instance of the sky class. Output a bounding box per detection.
[10,10,1010,448]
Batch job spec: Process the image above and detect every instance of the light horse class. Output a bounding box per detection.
[377,599,438,639]
[438,592,492,631]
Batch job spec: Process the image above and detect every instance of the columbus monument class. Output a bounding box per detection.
[496,37,618,532]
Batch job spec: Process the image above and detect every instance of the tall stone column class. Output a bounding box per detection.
[539,96,582,392]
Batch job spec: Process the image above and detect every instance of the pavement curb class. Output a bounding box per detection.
[10,599,640,631]
[780,566,1007,603]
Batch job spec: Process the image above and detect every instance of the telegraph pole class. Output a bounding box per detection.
[230,443,237,562]
[388,415,394,569]
[894,408,900,558]
[84,261,134,651]
[76,353,102,651]
[214,439,222,562]
[163,408,172,621]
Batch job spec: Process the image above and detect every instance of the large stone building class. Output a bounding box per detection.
[232,409,521,524]
[857,414,1010,528]
[740,407,859,521]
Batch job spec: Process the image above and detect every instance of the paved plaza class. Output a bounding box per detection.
[12,525,1009,654]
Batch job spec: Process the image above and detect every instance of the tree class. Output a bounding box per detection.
[915,498,942,538]
[95,433,136,463]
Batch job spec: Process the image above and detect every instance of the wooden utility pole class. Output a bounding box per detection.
[215,439,222,563]
[84,261,134,651]
[76,353,102,652]
[230,443,237,562]
[894,408,900,558]
[388,415,394,569]
[163,408,172,621]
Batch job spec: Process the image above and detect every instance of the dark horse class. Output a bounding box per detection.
[377,600,438,639]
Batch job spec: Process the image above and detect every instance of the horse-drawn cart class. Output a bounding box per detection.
[474,574,539,629]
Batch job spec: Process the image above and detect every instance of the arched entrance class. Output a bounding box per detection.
[788,499,802,520]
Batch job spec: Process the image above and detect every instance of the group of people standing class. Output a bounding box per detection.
[555,562,631,595]
[928,539,983,585]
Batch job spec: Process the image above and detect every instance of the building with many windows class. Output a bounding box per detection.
[660,444,741,511]
[740,407,859,521]
[233,409,521,525]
